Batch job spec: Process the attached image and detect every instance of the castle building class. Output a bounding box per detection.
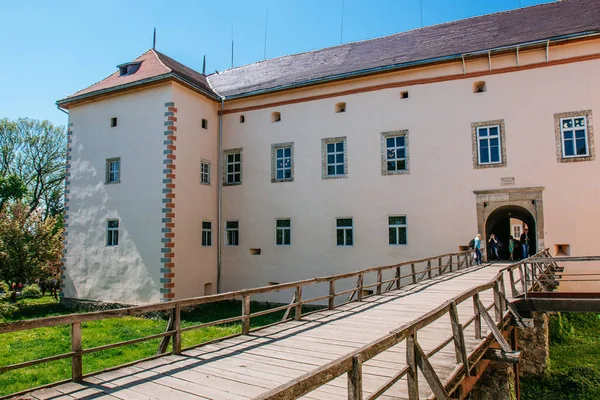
[57,0,600,304]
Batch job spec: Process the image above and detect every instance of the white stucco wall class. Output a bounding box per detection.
[219,41,600,302]
[64,84,171,304]
[171,83,219,300]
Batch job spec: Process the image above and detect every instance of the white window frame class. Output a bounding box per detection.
[477,125,502,165]
[385,136,407,172]
[106,219,119,247]
[200,161,211,185]
[513,225,522,239]
[326,141,346,177]
[275,147,293,181]
[202,221,212,247]
[106,158,121,184]
[225,221,239,246]
[560,116,589,158]
[336,218,353,247]
[388,216,407,246]
[224,149,242,185]
[275,219,291,246]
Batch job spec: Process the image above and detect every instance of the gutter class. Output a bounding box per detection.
[221,31,600,100]
[216,98,225,293]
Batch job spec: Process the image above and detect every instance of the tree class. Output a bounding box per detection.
[0,118,66,220]
[0,202,63,283]
[0,174,27,211]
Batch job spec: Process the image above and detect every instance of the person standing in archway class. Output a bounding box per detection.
[508,236,515,261]
[488,234,499,261]
[520,228,530,259]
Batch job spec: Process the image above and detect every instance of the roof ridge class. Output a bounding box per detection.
[210,0,560,76]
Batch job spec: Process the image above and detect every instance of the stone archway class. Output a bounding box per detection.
[474,187,544,261]
[486,205,536,259]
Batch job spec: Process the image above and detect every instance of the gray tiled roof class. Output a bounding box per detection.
[207,0,600,98]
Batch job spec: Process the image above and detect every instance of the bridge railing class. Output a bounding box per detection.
[253,249,552,400]
[0,249,473,395]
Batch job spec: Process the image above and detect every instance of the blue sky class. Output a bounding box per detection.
[0,0,552,127]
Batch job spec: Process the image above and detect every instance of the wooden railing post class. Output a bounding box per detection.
[473,293,482,339]
[395,266,401,290]
[242,295,251,334]
[518,264,526,294]
[357,274,364,301]
[449,255,453,272]
[376,270,383,295]
[295,285,302,320]
[438,257,442,276]
[348,354,363,400]
[411,264,417,284]
[406,332,419,400]
[449,302,470,376]
[509,269,519,297]
[427,259,432,279]
[71,322,82,382]
[328,280,335,310]
[173,304,181,354]
[499,277,507,312]
[493,281,502,323]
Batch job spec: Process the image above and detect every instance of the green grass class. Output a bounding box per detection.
[521,313,600,400]
[0,294,314,396]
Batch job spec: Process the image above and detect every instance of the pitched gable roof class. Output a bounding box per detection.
[58,49,216,105]
[207,0,600,97]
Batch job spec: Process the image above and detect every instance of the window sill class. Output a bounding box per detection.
[558,155,594,163]
[272,178,294,183]
[105,181,121,185]
[323,174,348,180]
[382,169,410,176]
[474,162,506,169]
[389,244,408,247]
[223,182,242,187]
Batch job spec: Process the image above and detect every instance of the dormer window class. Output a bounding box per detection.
[117,62,142,77]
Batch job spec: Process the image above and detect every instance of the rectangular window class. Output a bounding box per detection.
[200,161,211,185]
[106,220,119,246]
[225,150,242,185]
[202,221,212,247]
[560,116,589,158]
[276,219,291,246]
[326,141,346,177]
[275,147,292,181]
[106,158,120,184]
[386,136,407,172]
[388,216,407,245]
[477,125,502,165]
[226,221,239,246]
[477,126,502,164]
[336,218,353,246]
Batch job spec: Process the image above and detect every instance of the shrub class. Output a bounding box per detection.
[21,284,42,298]
[549,312,573,344]
[0,302,18,320]
[0,280,8,294]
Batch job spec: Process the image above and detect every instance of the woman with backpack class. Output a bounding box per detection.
[473,234,483,265]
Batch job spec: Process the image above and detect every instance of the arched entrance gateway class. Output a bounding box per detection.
[474,187,545,262]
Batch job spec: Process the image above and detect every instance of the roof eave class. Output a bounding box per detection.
[56,73,220,109]
[222,31,600,100]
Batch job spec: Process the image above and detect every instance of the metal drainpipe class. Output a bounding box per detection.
[217,98,224,293]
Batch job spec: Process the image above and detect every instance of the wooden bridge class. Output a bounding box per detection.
[0,249,579,399]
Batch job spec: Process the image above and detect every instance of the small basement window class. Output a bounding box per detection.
[400,91,409,99]
[204,283,213,295]
[117,62,142,77]
[554,244,570,256]
[110,117,117,127]
[335,102,346,113]
[201,119,208,129]
[473,81,487,93]
[250,248,262,255]
[240,115,245,123]
[271,112,281,123]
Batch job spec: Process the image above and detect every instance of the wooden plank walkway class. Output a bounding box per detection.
[22,264,512,400]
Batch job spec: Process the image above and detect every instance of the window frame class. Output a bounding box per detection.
[200,160,211,185]
[560,116,589,158]
[105,157,121,184]
[381,130,410,175]
[476,125,502,165]
[225,220,239,246]
[388,215,408,246]
[275,219,291,246]
[471,120,506,169]
[336,217,354,247]
[223,148,243,186]
[271,142,294,183]
[106,219,119,247]
[321,137,348,179]
[554,110,594,163]
[202,221,212,247]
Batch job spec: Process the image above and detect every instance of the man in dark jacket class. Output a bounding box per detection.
[520,229,530,259]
